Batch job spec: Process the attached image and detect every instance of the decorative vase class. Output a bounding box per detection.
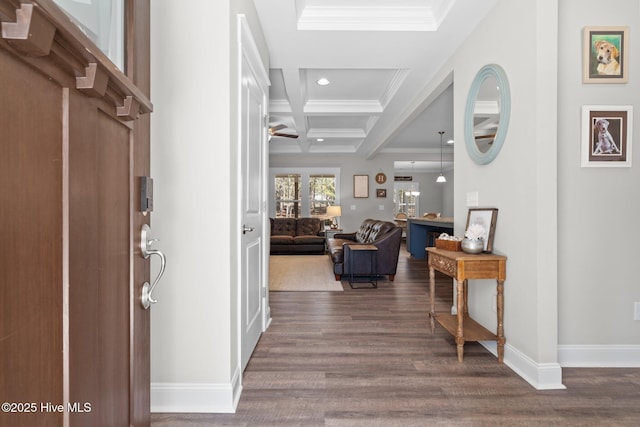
[461,237,484,254]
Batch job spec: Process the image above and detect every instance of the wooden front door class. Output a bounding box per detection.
[0,1,152,426]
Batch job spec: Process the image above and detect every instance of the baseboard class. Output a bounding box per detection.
[558,345,640,367]
[151,366,243,413]
[264,306,272,330]
[480,341,566,390]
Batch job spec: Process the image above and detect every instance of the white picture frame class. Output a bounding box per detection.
[581,105,633,168]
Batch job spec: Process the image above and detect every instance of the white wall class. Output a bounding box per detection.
[416,0,562,389]
[436,0,639,383]
[149,0,268,412]
[441,169,454,217]
[401,169,454,219]
[557,0,640,365]
[270,154,395,231]
[269,153,452,231]
[269,154,453,231]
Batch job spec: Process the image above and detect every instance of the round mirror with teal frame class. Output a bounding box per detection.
[464,64,511,165]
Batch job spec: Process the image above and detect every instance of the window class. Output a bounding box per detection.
[270,168,340,221]
[274,174,301,218]
[53,0,124,70]
[394,182,419,218]
[308,174,336,220]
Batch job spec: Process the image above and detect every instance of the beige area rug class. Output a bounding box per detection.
[269,255,344,292]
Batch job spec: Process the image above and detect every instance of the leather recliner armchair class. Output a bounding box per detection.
[326,219,402,281]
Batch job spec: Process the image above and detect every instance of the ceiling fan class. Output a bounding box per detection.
[268,124,298,139]
[475,133,496,141]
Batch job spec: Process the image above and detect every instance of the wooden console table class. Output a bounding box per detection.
[427,247,507,363]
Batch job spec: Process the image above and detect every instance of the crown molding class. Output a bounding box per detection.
[296,0,454,32]
[269,100,292,113]
[307,128,366,139]
[308,144,358,154]
[380,69,410,108]
[304,99,382,114]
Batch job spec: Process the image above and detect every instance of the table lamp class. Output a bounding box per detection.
[327,205,342,229]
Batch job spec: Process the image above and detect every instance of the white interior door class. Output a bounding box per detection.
[239,16,268,371]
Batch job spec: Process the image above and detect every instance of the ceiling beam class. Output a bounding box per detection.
[281,67,309,151]
[365,72,453,159]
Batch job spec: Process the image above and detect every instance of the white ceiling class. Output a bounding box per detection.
[253,0,499,167]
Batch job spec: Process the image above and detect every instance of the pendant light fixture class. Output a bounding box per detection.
[436,131,447,183]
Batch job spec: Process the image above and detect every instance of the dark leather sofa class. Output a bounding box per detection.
[327,218,402,281]
[270,217,325,255]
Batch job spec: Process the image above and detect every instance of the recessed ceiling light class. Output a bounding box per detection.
[316,78,330,86]
[317,138,325,142]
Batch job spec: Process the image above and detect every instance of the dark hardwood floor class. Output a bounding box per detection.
[152,245,640,426]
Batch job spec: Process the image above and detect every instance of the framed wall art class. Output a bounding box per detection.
[465,208,498,253]
[581,105,633,167]
[376,188,387,198]
[583,26,629,83]
[353,174,369,198]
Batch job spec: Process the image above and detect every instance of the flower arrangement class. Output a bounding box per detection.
[464,223,486,241]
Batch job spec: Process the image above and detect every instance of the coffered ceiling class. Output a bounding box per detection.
[253,0,498,166]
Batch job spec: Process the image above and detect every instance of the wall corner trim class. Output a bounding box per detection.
[481,341,566,390]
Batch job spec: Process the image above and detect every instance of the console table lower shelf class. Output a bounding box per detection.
[427,247,507,363]
[432,313,498,343]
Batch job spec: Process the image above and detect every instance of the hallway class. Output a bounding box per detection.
[152,248,640,426]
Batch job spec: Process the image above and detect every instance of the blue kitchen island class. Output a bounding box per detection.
[407,217,454,259]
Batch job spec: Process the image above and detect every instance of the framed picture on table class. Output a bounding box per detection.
[465,208,498,253]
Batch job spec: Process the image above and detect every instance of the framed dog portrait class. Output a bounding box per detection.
[583,26,629,83]
[581,105,633,167]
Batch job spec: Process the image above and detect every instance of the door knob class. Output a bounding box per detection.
[242,224,255,234]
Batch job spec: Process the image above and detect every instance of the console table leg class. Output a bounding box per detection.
[463,280,469,316]
[456,278,465,362]
[429,266,435,333]
[456,338,465,362]
[497,279,505,363]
